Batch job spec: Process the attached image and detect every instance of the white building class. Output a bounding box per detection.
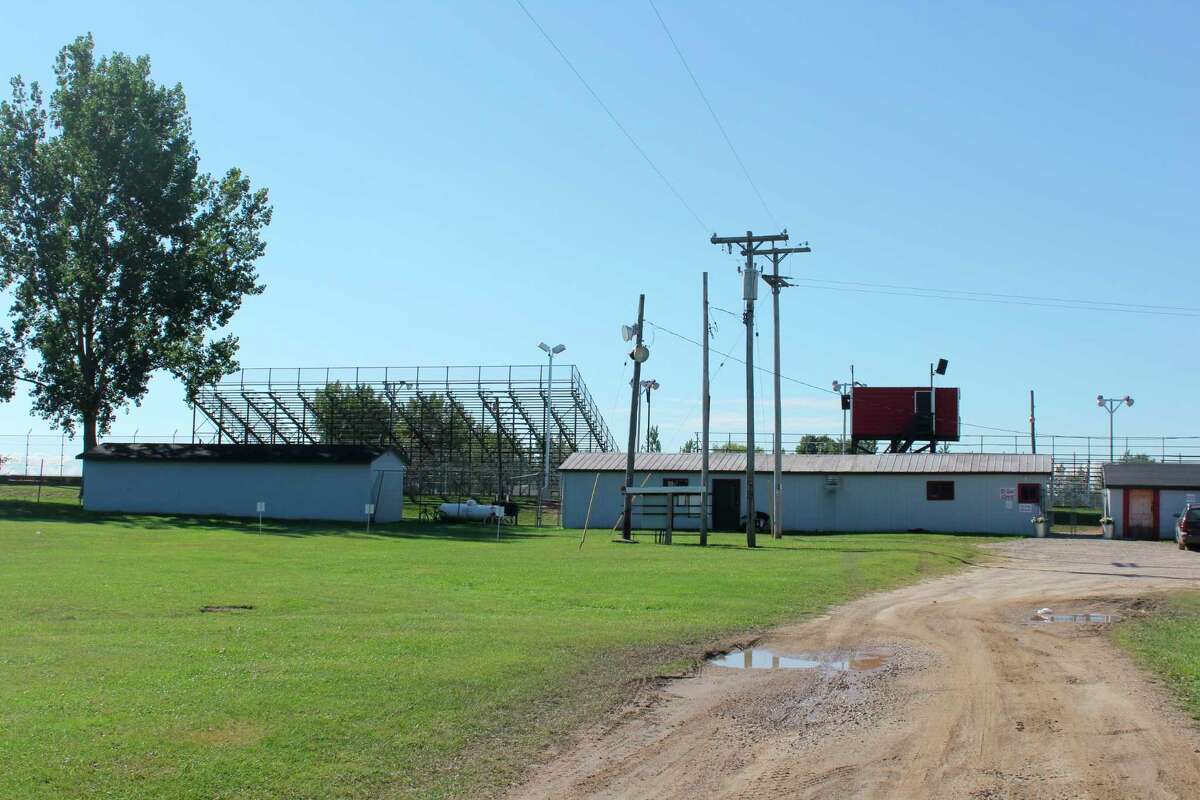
[1102,462,1200,540]
[559,452,1051,535]
[81,443,406,523]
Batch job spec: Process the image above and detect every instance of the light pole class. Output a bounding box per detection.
[832,367,865,454]
[930,358,948,451]
[538,342,566,525]
[1097,395,1134,462]
[641,379,659,450]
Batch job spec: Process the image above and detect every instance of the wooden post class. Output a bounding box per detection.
[700,272,710,546]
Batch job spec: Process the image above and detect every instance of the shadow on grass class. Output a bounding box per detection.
[0,498,560,543]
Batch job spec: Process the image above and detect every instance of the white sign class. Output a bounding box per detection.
[1019,503,1034,514]
[365,503,375,515]
[256,501,266,514]
[1000,487,1016,501]
[1005,500,1014,510]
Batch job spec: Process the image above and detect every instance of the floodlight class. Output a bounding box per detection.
[1125,396,1134,407]
[935,358,949,375]
[552,344,566,355]
[1097,397,1105,407]
[538,342,551,353]
[630,344,650,363]
[832,380,840,391]
[621,325,635,342]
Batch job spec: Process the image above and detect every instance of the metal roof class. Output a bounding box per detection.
[80,443,405,465]
[559,452,1051,474]
[1101,462,1200,489]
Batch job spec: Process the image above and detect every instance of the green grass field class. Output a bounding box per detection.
[1112,592,1200,720]
[0,494,992,799]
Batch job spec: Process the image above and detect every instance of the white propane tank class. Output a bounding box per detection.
[439,498,504,522]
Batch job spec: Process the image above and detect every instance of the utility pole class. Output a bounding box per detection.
[621,295,647,541]
[1029,390,1037,454]
[710,230,790,548]
[759,244,811,539]
[641,380,660,450]
[833,365,863,455]
[1097,394,1134,462]
[700,272,710,546]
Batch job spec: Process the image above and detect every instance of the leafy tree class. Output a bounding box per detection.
[711,441,764,453]
[680,436,699,453]
[0,35,271,449]
[1120,451,1154,464]
[313,383,394,444]
[646,425,662,453]
[794,434,841,454]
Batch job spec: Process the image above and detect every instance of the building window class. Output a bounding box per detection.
[926,480,955,501]
[1018,483,1041,504]
[664,477,690,508]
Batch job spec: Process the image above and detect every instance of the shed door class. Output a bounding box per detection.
[711,479,741,531]
[1125,489,1158,540]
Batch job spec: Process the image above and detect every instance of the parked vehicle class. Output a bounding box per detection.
[1174,504,1200,550]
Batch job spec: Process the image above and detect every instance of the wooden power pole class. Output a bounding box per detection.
[621,295,646,541]
[759,243,811,539]
[1029,390,1037,454]
[709,230,790,548]
[700,272,710,546]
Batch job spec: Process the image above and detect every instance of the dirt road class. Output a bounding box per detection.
[509,539,1200,799]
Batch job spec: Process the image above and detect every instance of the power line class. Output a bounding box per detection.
[645,318,1036,436]
[644,318,836,394]
[790,277,1200,319]
[648,0,779,229]
[513,0,709,232]
[800,277,1194,312]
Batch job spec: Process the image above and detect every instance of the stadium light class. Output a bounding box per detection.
[537,342,566,525]
[640,379,660,450]
[1097,394,1135,462]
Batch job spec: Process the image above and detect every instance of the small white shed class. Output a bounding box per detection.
[80,443,407,523]
[1102,462,1200,540]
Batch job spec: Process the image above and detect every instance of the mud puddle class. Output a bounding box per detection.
[1032,608,1117,624]
[707,646,893,672]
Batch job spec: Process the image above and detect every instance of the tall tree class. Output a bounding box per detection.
[0,35,271,449]
[646,425,662,453]
[794,434,841,454]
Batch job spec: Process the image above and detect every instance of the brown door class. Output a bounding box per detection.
[1126,489,1157,539]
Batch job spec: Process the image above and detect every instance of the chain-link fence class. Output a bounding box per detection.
[0,432,189,477]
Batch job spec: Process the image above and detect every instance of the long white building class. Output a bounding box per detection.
[559,452,1051,536]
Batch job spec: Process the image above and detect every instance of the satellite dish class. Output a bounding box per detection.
[621,324,635,342]
[630,344,650,363]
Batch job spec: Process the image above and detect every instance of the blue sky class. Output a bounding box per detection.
[2,0,1197,463]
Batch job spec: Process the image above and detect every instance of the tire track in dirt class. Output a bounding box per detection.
[508,539,1200,800]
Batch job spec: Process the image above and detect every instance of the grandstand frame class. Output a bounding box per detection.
[192,365,616,499]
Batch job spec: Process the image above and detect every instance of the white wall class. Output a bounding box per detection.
[1108,487,1199,540]
[83,460,396,522]
[562,470,1049,535]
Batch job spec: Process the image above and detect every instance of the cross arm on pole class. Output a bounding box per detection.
[742,244,810,256]
[710,232,788,246]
